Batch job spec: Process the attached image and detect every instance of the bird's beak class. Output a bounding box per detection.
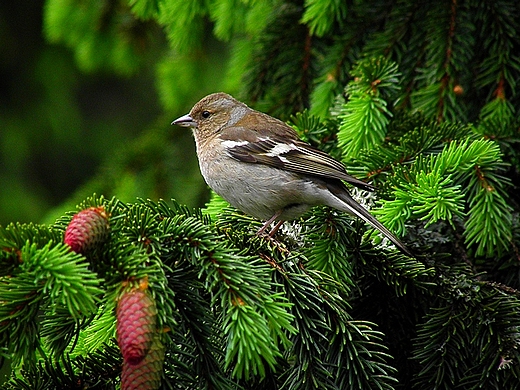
[171,114,197,127]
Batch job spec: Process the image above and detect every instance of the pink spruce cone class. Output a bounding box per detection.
[64,206,109,254]
[121,334,164,390]
[116,289,157,365]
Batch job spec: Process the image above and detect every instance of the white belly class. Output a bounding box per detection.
[200,157,317,221]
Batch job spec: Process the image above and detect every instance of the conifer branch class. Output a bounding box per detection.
[6,1,520,387]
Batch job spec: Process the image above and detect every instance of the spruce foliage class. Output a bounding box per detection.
[2,0,520,388]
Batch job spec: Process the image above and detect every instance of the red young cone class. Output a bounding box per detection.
[121,334,164,390]
[117,288,157,365]
[64,206,109,254]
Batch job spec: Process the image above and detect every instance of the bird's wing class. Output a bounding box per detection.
[221,129,375,192]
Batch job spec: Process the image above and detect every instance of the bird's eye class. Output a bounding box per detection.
[201,111,211,119]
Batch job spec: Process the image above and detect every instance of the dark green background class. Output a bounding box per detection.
[0,1,215,225]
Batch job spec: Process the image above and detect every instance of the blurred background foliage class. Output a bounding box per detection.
[0,0,225,226]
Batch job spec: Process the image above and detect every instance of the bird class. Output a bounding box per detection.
[172,92,412,256]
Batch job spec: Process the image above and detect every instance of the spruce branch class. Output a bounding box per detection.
[362,0,423,60]
[301,0,348,37]
[412,277,520,389]
[44,0,151,74]
[76,305,116,355]
[279,260,399,390]
[309,32,360,118]
[2,355,85,389]
[167,276,233,389]
[289,110,341,160]
[210,0,248,41]
[330,321,398,390]
[0,274,44,366]
[203,192,232,222]
[0,241,102,366]
[303,208,358,292]
[375,138,512,256]
[476,97,517,138]
[20,242,102,319]
[164,213,296,380]
[464,173,513,257]
[345,113,469,182]
[245,3,314,118]
[360,250,436,297]
[338,56,401,161]
[158,0,207,53]
[410,0,474,122]
[0,223,61,255]
[40,305,92,357]
[475,0,520,102]
[279,264,342,390]
[129,0,160,20]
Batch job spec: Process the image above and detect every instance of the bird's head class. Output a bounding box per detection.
[172,92,249,140]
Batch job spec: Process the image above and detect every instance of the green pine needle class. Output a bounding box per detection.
[21,242,103,319]
[338,57,401,161]
[301,0,347,37]
[376,138,512,256]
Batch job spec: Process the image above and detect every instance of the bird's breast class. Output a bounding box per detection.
[197,148,317,221]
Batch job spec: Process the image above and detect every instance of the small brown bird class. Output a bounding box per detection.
[172,92,411,256]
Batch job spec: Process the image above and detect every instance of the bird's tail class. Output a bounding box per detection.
[331,188,413,257]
